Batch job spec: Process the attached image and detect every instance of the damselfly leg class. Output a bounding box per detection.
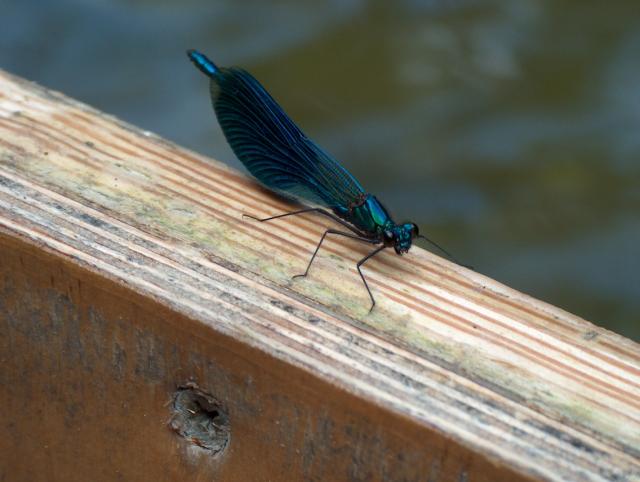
[245,211,384,310]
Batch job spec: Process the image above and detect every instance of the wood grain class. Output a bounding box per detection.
[0,69,638,481]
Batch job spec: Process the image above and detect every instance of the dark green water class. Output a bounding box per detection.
[3,0,639,340]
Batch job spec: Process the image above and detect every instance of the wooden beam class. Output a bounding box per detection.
[0,69,638,481]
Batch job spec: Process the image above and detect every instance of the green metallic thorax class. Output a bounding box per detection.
[333,194,393,237]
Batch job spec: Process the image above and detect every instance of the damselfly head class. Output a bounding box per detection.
[383,223,419,255]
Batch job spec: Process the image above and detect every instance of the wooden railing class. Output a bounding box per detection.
[0,69,638,481]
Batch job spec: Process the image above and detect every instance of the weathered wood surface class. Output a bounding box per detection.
[0,69,638,482]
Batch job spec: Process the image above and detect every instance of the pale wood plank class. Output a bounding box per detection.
[0,69,638,481]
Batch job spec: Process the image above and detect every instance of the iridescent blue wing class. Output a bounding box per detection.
[189,51,365,208]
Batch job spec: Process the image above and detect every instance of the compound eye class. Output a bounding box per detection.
[411,223,420,237]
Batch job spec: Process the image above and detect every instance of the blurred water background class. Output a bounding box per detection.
[2,0,638,340]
